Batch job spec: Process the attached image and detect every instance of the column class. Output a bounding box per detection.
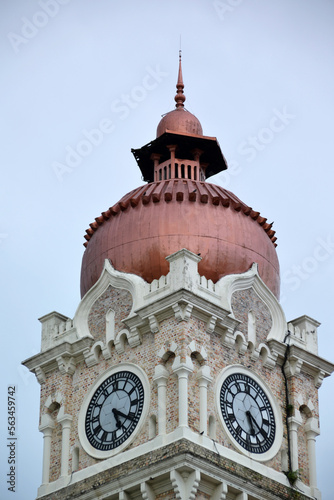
[167,145,177,178]
[39,414,55,484]
[57,408,73,477]
[305,417,320,491]
[153,365,169,435]
[151,153,161,182]
[196,365,213,435]
[288,411,302,471]
[172,356,194,427]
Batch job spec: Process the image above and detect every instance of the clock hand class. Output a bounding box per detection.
[246,411,255,436]
[247,411,260,433]
[113,408,136,421]
[112,408,122,428]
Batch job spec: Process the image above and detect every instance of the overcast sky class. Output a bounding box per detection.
[1,1,334,499]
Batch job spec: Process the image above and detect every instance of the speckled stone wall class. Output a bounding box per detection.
[40,285,318,489]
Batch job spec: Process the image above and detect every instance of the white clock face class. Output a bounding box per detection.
[216,366,283,461]
[79,364,149,459]
[85,371,144,451]
[220,372,276,454]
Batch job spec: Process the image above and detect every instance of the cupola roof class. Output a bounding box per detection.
[80,54,280,299]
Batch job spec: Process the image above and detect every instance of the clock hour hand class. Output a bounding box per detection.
[112,408,135,421]
[112,408,122,428]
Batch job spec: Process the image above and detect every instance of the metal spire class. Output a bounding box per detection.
[174,50,185,108]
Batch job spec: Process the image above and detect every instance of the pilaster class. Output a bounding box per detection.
[153,364,169,436]
[39,414,55,485]
[172,356,194,427]
[196,365,213,435]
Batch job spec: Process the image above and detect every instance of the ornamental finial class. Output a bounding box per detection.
[175,50,185,108]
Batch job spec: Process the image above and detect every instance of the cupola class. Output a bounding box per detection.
[80,55,280,299]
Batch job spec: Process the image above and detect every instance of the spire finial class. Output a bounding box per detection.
[175,49,185,108]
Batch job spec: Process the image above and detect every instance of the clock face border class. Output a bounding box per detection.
[78,363,150,459]
[216,365,283,462]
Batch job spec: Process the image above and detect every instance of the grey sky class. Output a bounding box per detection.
[1,1,334,498]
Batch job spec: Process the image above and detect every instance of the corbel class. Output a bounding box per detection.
[56,355,76,375]
[148,314,159,334]
[206,315,218,334]
[35,366,46,384]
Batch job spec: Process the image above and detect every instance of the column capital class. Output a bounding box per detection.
[172,356,194,377]
[39,413,55,435]
[305,417,320,438]
[288,409,303,432]
[196,365,213,385]
[153,364,169,383]
[57,407,73,428]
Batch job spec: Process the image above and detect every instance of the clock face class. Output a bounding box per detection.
[85,370,144,451]
[220,372,276,454]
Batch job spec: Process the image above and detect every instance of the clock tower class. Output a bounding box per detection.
[23,55,334,500]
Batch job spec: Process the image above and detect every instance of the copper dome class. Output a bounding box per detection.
[80,179,279,298]
[80,54,280,299]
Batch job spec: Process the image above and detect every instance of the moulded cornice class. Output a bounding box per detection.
[123,288,238,339]
[22,337,93,380]
[268,339,334,387]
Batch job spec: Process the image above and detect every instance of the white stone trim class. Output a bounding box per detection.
[77,363,150,460]
[39,414,55,485]
[172,356,194,427]
[57,407,73,477]
[74,259,146,340]
[215,365,283,463]
[218,263,286,343]
[153,365,169,436]
[305,417,320,491]
[288,410,303,472]
[170,468,200,499]
[37,426,315,499]
[196,365,213,435]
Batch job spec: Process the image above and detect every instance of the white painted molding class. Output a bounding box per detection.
[74,259,146,340]
[211,482,228,500]
[217,264,287,343]
[140,481,155,500]
[119,492,131,500]
[172,356,194,427]
[197,365,213,435]
[158,341,178,362]
[56,355,76,375]
[153,365,169,436]
[45,392,63,410]
[170,468,201,500]
[39,414,55,485]
[37,425,315,499]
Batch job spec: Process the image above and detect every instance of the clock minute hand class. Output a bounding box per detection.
[245,411,255,435]
[247,411,260,433]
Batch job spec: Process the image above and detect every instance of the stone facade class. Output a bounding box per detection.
[23,251,334,500]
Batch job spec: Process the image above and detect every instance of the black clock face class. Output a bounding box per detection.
[220,373,276,454]
[85,371,144,451]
